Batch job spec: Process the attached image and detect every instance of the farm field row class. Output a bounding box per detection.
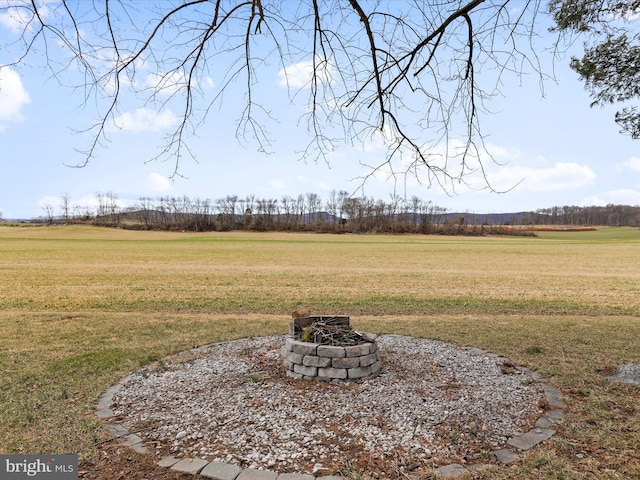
[1,225,639,479]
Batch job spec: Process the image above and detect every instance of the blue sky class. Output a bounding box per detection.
[0,2,639,220]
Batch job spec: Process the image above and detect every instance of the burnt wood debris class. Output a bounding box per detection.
[301,317,372,346]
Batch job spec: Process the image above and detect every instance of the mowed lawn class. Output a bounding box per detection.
[1,225,639,479]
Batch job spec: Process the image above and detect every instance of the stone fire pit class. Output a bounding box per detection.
[282,315,382,381]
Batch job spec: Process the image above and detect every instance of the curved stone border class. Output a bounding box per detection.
[282,336,382,381]
[95,341,567,480]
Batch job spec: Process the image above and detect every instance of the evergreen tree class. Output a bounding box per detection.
[551,0,640,138]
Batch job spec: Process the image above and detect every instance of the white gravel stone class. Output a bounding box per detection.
[111,335,544,476]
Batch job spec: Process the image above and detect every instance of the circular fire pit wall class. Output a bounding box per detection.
[282,316,382,381]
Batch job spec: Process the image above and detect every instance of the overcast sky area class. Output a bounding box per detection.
[1,2,639,220]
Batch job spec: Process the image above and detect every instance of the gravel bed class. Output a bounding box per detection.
[111,335,545,477]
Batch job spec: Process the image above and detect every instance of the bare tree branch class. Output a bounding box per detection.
[1,0,549,191]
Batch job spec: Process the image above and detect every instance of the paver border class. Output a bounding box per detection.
[95,338,567,480]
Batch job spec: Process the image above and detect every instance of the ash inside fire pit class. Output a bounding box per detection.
[283,315,382,381]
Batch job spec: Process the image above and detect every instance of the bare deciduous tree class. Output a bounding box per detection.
[41,202,54,225]
[60,192,70,224]
[1,0,547,190]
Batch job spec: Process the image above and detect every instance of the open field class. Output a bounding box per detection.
[1,225,639,479]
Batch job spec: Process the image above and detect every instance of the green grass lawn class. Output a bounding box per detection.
[0,225,639,479]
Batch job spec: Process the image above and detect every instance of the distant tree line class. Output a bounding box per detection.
[33,191,640,233]
[523,205,640,227]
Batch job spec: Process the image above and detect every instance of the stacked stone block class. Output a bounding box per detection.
[282,336,382,381]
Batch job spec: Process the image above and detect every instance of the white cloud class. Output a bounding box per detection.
[37,193,131,216]
[361,126,402,153]
[37,195,62,210]
[277,57,334,89]
[270,179,285,189]
[486,162,596,192]
[141,71,215,94]
[0,10,23,33]
[0,4,33,33]
[70,194,115,214]
[581,189,640,206]
[110,108,178,133]
[0,67,31,125]
[617,156,640,172]
[366,137,597,195]
[143,71,186,96]
[147,173,173,193]
[0,0,55,34]
[71,194,102,213]
[362,138,528,191]
[485,143,523,160]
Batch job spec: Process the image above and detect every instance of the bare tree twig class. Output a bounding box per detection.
[2,0,549,192]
